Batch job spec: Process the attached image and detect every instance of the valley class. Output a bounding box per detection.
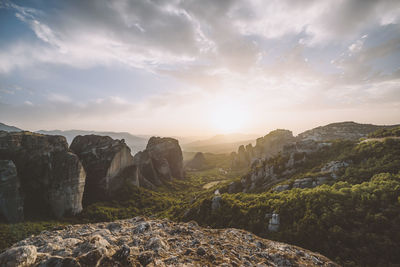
[0,121,400,266]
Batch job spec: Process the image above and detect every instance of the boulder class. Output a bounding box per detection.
[0,131,85,219]
[272,184,290,192]
[70,135,134,204]
[292,178,313,189]
[0,160,24,222]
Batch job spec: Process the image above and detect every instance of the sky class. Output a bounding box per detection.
[0,0,400,137]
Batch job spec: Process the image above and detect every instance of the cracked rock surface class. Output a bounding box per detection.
[1,217,339,266]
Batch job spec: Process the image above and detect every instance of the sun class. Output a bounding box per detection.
[210,103,248,134]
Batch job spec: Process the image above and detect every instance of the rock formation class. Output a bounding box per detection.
[185,152,210,171]
[70,135,134,204]
[0,131,85,220]
[231,129,295,168]
[0,160,24,222]
[133,137,184,188]
[0,217,339,266]
[266,213,280,232]
[145,137,184,179]
[231,122,400,170]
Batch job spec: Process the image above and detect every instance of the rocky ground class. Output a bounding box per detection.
[0,217,339,267]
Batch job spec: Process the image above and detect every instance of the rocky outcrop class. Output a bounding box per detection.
[145,137,184,179]
[321,161,349,179]
[1,217,339,266]
[266,213,280,232]
[0,131,85,220]
[70,135,134,204]
[185,152,211,171]
[133,137,184,188]
[231,129,295,168]
[0,160,24,222]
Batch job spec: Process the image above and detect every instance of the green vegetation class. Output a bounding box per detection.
[186,173,400,266]
[1,134,400,266]
[367,125,400,138]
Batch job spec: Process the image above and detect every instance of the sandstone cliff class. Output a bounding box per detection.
[0,217,339,267]
[0,131,85,221]
[70,135,134,204]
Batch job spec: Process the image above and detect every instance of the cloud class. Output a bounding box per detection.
[0,0,399,135]
[47,93,72,103]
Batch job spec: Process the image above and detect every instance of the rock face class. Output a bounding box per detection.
[0,160,24,222]
[267,213,280,232]
[231,129,295,168]
[185,152,209,171]
[70,135,134,204]
[0,131,86,220]
[145,137,184,179]
[133,137,184,188]
[2,217,339,266]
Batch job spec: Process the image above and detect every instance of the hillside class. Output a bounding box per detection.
[297,121,400,141]
[184,131,400,266]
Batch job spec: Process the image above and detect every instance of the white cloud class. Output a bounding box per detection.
[47,93,71,103]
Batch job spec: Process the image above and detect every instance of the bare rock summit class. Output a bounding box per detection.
[1,217,339,266]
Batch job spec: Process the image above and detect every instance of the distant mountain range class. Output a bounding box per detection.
[0,122,23,132]
[181,133,258,154]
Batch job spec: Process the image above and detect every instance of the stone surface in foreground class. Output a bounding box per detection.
[0,217,339,267]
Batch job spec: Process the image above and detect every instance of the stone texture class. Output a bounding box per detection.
[70,135,134,204]
[0,160,24,222]
[0,131,85,220]
[0,245,37,267]
[5,217,339,266]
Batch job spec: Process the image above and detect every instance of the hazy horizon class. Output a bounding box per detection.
[1,0,400,136]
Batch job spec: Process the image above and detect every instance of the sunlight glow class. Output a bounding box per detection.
[210,101,248,134]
